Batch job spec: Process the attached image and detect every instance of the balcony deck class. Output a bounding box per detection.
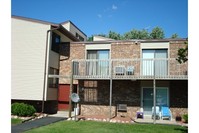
[72,59,188,80]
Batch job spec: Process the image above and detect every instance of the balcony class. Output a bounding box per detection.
[72,59,188,80]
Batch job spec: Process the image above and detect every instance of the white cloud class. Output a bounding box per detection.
[112,4,117,10]
[97,14,102,18]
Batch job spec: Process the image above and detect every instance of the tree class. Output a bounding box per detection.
[87,36,93,41]
[108,31,121,40]
[150,26,165,39]
[171,33,179,38]
[176,41,188,64]
[124,29,150,39]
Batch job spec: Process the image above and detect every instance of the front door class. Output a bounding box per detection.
[142,87,169,115]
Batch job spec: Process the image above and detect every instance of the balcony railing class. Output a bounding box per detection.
[72,59,188,80]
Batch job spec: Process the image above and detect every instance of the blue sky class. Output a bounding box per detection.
[12,0,188,38]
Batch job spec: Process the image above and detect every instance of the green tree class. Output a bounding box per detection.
[176,41,188,64]
[124,29,150,39]
[87,36,93,41]
[150,26,165,39]
[108,31,121,40]
[171,33,179,38]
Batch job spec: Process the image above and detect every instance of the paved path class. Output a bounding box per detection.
[12,116,66,133]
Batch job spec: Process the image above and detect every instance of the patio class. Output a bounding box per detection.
[76,114,188,127]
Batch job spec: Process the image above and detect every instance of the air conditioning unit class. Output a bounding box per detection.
[117,104,127,112]
[126,66,134,75]
[115,66,126,75]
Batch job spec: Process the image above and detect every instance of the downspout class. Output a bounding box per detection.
[42,25,61,113]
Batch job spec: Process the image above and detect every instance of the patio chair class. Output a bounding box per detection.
[161,106,172,120]
[152,106,161,120]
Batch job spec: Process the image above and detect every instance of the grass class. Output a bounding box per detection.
[25,120,188,133]
[11,118,23,125]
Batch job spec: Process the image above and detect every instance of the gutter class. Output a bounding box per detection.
[42,25,61,113]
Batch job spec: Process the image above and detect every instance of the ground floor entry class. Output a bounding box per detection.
[142,87,169,115]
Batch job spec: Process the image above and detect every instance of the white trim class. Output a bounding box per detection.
[85,44,111,50]
[141,42,169,49]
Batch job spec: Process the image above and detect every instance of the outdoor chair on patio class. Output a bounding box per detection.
[161,106,172,120]
[152,106,161,120]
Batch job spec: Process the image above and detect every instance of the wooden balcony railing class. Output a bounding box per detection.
[72,59,188,80]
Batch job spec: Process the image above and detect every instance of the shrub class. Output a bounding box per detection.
[11,103,36,117]
[182,114,188,123]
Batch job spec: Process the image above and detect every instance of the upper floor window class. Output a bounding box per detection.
[87,50,109,59]
[76,33,84,41]
[51,32,60,53]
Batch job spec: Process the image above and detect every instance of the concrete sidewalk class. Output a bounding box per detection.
[12,116,66,133]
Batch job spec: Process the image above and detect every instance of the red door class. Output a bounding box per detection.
[58,85,70,110]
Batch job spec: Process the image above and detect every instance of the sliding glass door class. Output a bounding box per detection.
[142,87,169,115]
[142,49,167,76]
[87,50,109,76]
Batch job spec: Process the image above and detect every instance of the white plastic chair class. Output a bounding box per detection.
[152,106,161,119]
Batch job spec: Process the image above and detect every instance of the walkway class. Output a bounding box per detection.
[12,111,77,133]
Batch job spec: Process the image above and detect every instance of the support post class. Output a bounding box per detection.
[69,61,74,118]
[153,59,156,124]
[109,60,113,120]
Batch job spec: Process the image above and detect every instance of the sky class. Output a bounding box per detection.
[11,0,188,38]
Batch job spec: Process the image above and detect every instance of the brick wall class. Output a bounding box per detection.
[170,80,188,117]
[59,43,85,84]
[111,42,140,59]
[78,80,141,117]
[169,40,188,75]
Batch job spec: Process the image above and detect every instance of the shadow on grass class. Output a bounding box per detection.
[174,127,188,133]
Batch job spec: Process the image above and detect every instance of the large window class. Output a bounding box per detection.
[48,67,59,88]
[86,50,109,75]
[51,32,60,53]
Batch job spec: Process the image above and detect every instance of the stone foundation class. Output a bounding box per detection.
[80,105,140,118]
[170,108,188,118]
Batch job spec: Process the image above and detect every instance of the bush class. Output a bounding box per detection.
[182,114,188,123]
[11,103,36,117]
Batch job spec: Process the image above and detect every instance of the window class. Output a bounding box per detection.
[76,33,84,41]
[48,67,59,88]
[86,50,109,75]
[51,32,60,53]
[83,81,98,102]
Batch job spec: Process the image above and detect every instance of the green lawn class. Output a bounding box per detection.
[11,118,23,125]
[25,120,187,133]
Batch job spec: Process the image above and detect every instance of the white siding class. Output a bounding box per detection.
[47,88,58,100]
[49,51,59,69]
[62,22,87,41]
[93,36,114,41]
[12,18,50,100]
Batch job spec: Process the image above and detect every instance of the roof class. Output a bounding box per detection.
[12,15,85,41]
[71,38,188,44]
[61,20,87,37]
[12,15,58,26]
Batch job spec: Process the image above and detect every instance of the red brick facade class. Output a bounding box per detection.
[58,39,188,118]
